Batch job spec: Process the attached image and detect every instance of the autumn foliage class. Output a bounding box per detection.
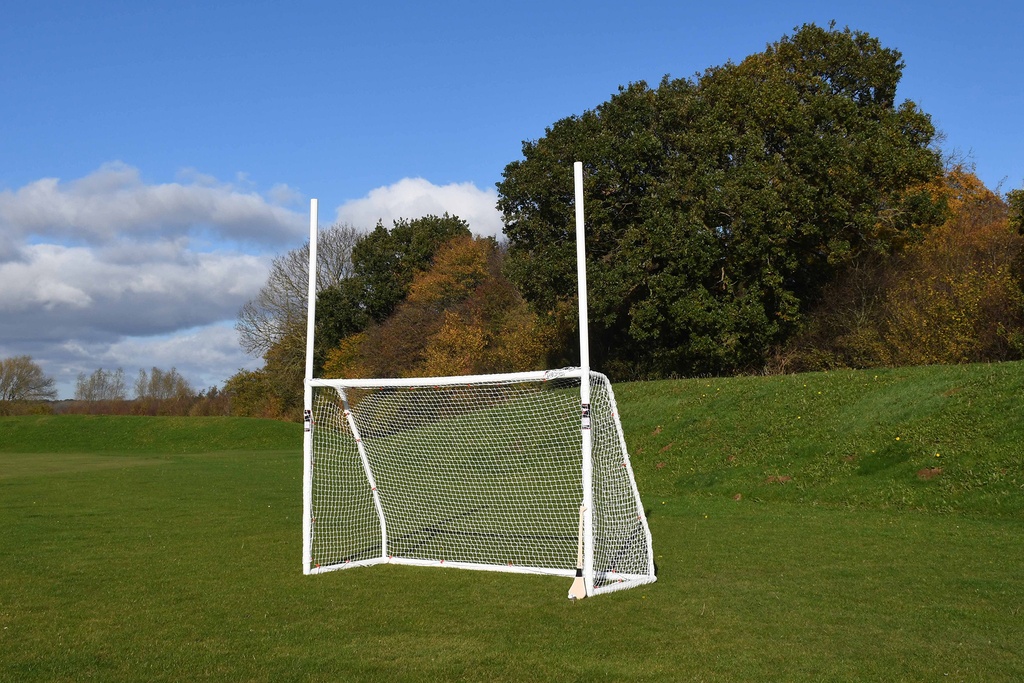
[323,235,553,379]
[782,167,1024,370]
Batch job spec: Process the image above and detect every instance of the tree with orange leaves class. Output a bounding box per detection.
[323,235,554,379]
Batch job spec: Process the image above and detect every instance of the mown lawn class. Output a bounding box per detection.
[1,363,1022,681]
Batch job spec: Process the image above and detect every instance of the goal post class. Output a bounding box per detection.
[301,165,656,597]
[574,161,596,598]
[301,198,318,575]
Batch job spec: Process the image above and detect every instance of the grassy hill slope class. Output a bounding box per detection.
[3,361,1021,515]
[619,361,1024,517]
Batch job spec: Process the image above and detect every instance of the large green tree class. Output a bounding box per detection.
[497,23,945,378]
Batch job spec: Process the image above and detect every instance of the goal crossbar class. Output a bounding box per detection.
[308,367,577,389]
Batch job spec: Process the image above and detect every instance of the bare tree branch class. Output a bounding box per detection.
[236,222,361,357]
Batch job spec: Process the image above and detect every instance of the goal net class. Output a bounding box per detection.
[303,368,656,596]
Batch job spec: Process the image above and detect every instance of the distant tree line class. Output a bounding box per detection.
[65,366,233,416]
[0,360,230,417]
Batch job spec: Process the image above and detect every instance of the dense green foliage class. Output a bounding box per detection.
[2,363,1023,680]
[1009,188,1024,234]
[498,23,945,378]
[314,214,474,374]
[317,213,473,344]
[322,236,553,378]
[779,166,1024,371]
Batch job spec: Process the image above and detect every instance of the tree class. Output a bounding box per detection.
[0,356,58,401]
[222,369,284,418]
[232,214,474,419]
[75,368,127,401]
[497,23,944,378]
[323,235,554,379]
[135,367,193,400]
[782,166,1024,370]
[314,214,472,366]
[345,213,472,322]
[1009,188,1024,235]
[237,222,361,358]
[232,222,361,420]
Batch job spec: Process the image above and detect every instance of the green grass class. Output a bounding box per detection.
[1,364,1023,681]
[0,414,298,454]
[621,362,1024,517]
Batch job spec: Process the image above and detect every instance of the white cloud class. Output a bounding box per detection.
[32,324,262,399]
[102,324,262,391]
[0,242,268,342]
[0,161,307,248]
[268,183,304,206]
[335,177,503,237]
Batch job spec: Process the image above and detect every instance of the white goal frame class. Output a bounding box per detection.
[301,163,656,597]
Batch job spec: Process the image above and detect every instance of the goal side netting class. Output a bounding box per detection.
[302,367,656,596]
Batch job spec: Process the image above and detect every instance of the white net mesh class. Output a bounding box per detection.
[306,369,654,594]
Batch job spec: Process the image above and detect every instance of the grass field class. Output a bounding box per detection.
[1,363,1023,681]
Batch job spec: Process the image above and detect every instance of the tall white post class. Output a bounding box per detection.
[304,198,319,385]
[301,198,318,574]
[574,162,594,597]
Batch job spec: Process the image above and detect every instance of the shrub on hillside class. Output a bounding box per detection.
[0,400,54,416]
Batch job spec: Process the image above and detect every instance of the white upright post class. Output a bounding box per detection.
[301,198,318,574]
[573,162,595,598]
[304,198,318,385]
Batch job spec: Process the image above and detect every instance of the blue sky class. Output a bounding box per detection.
[2,0,1022,397]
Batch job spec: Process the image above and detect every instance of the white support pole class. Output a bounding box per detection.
[304,198,319,386]
[301,198,318,574]
[574,161,595,598]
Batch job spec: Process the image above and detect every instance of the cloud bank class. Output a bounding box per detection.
[0,161,306,251]
[0,163,305,397]
[0,164,505,398]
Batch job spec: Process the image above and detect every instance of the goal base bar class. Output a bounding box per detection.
[306,557,656,594]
